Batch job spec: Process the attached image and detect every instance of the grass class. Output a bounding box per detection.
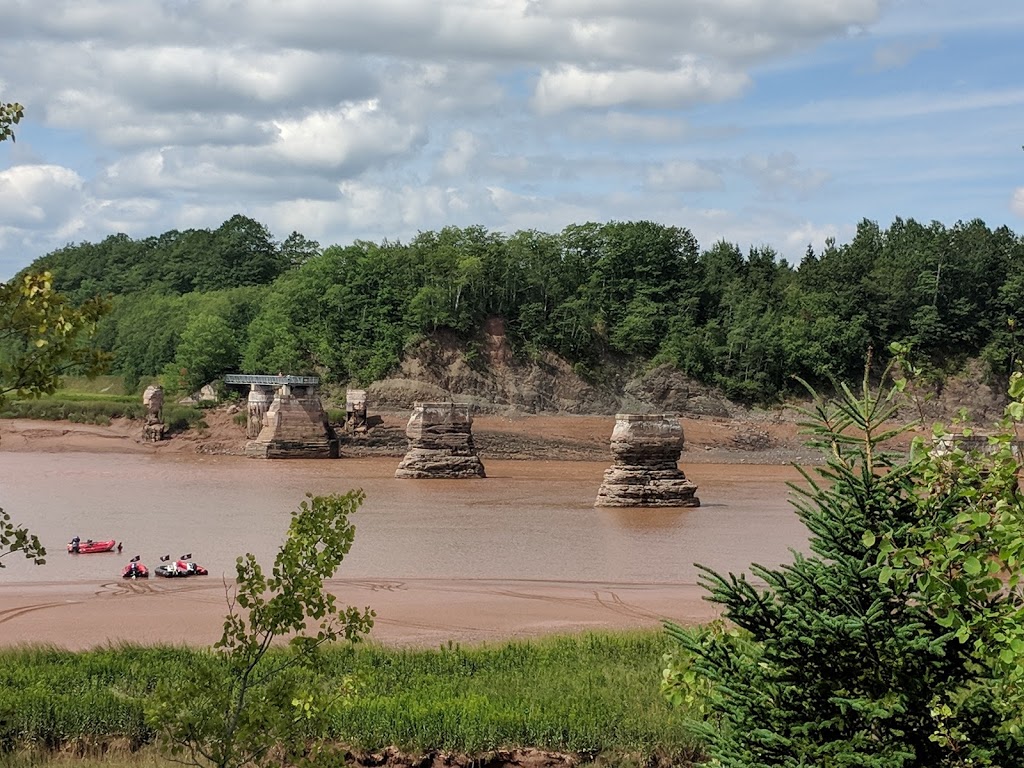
[53,376,130,396]
[0,632,701,765]
[0,376,204,432]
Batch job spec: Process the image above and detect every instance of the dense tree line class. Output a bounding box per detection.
[22,215,1024,401]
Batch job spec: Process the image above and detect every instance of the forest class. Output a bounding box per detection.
[19,213,1024,402]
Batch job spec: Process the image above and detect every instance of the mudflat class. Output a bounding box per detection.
[0,412,817,650]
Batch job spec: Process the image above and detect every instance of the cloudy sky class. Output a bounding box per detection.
[1,0,1023,278]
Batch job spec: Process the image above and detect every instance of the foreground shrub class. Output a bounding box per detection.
[145,491,375,768]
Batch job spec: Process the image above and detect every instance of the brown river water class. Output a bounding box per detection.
[0,453,809,648]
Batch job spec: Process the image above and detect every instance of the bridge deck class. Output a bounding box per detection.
[223,374,320,386]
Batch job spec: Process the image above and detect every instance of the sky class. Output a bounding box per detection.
[1,0,1023,279]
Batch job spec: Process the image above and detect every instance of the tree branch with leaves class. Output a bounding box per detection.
[0,101,23,143]
[147,491,375,768]
[0,103,109,569]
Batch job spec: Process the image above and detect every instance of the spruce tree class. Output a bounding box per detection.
[666,361,1023,766]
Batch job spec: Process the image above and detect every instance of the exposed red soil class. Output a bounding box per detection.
[1,407,827,464]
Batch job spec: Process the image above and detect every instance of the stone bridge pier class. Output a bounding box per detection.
[395,401,486,478]
[224,375,338,459]
[595,413,699,507]
[246,384,276,439]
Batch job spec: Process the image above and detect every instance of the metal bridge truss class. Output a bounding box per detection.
[222,374,320,386]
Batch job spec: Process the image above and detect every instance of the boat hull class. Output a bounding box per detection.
[68,539,118,554]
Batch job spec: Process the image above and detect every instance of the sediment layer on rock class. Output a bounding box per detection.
[595,413,699,507]
[395,402,486,479]
[394,449,486,478]
[245,385,337,459]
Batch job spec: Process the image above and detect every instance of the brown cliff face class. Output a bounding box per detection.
[368,322,732,417]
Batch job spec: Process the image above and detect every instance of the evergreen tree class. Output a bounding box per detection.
[665,359,1023,766]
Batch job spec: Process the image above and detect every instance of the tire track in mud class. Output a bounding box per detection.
[95,578,225,600]
[349,579,677,638]
[0,602,73,625]
[484,586,664,621]
[592,590,666,620]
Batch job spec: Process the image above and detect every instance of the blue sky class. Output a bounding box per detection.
[1,0,1023,279]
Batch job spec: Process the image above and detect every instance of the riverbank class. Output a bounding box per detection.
[0,406,830,464]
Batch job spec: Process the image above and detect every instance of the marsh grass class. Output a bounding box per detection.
[0,632,699,764]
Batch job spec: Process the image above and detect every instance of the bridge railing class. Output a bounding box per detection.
[223,374,320,386]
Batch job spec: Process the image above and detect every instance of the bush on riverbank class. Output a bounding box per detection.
[0,397,203,432]
[0,632,699,765]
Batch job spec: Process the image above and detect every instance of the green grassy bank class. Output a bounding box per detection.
[0,631,699,766]
[0,377,204,431]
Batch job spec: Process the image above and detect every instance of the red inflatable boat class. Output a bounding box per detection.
[67,537,119,554]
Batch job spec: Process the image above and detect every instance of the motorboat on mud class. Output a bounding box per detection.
[154,554,208,578]
[68,537,121,554]
[121,555,148,579]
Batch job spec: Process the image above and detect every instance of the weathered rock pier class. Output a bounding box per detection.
[594,414,699,507]
[395,402,486,479]
[245,384,276,439]
[223,375,338,459]
[141,384,166,442]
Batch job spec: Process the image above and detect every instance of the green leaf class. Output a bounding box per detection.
[963,556,982,576]
[862,530,876,548]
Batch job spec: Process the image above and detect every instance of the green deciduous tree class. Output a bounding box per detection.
[0,278,107,567]
[0,272,109,403]
[0,507,45,569]
[664,358,1023,766]
[874,363,1024,742]
[147,491,375,768]
[172,311,240,394]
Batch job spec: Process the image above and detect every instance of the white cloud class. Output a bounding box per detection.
[485,185,597,231]
[297,182,463,234]
[437,130,481,177]
[870,36,940,71]
[598,112,688,140]
[741,153,830,198]
[0,0,1020,279]
[533,60,749,113]
[646,160,723,191]
[757,88,1024,127]
[0,164,84,228]
[782,221,846,257]
[271,100,423,171]
[1012,187,1024,218]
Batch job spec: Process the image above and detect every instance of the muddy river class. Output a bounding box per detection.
[0,453,810,648]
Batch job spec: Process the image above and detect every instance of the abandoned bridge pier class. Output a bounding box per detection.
[223,375,338,459]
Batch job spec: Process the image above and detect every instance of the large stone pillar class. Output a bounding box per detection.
[244,383,338,458]
[594,414,699,507]
[345,388,368,433]
[141,384,166,443]
[395,402,486,479]
[246,384,275,439]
